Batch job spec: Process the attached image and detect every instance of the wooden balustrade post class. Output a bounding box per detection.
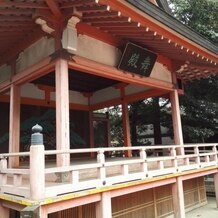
[212,145,218,162]
[170,148,178,172]
[140,148,148,175]
[204,155,210,163]
[97,150,106,185]
[185,157,190,166]
[157,160,164,169]
[122,164,129,177]
[0,157,7,186]
[30,124,45,200]
[194,146,201,167]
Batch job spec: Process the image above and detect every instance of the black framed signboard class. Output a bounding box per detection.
[118,42,157,77]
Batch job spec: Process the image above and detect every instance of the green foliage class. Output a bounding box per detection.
[109,106,124,147]
[167,0,218,142]
[168,0,218,44]
[108,98,171,147]
[180,76,218,142]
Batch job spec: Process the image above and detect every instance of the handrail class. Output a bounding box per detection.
[0,143,217,157]
[0,143,217,200]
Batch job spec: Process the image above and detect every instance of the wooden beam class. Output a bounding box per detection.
[90,89,169,111]
[0,27,37,32]
[37,84,55,92]
[99,27,144,32]
[43,193,101,214]
[9,85,21,168]
[0,21,36,27]
[60,0,98,9]
[82,16,131,23]
[92,22,140,27]
[83,11,120,19]
[111,177,176,197]
[0,94,89,111]
[181,168,217,181]
[0,16,33,22]
[0,32,25,36]
[2,201,25,212]
[77,5,110,13]
[0,9,34,15]
[45,0,62,19]
[0,2,48,9]
[0,57,54,93]
[69,56,174,91]
[55,59,70,167]
[187,63,218,71]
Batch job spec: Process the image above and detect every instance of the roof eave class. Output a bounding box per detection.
[126,0,218,55]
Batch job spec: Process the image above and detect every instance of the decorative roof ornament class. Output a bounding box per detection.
[35,18,55,34]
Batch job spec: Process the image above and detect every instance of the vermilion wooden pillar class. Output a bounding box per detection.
[96,192,112,218]
[55,59,70,167]
[170,89,184,155]
[86,94,95,158]
[0,201,9,218]
[214,172,218,207]
[9,84,20,167]
[89,110,95,158]
[121,87,132,157]
[172,177,185,218]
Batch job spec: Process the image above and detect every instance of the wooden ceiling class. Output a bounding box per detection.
[32,69,119,93]
[0,0,217,83]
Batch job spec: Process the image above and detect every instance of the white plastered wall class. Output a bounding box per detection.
[90,84,150,105]
[150,62,172,83]
[16,37,55,73]
[51,90,88,105]
[21,83,44,99]
[90,87,120,105]
[18,83,88,105]
[14,33,171,84]
[69,34,122,67]
[69,91,88,105]
[73,35,172,82]
[125,84,150,96]
[0,64,11,83]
